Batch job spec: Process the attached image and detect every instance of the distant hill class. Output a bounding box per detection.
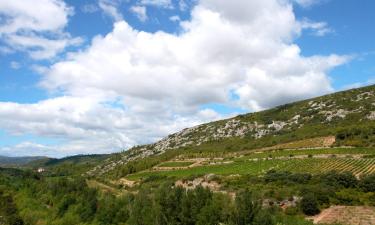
[0,156,49,167]
[42,154,109,166]
[25,154,111,176]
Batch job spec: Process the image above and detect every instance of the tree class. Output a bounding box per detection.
[253,210,275,225]
[300,194,320,216]
[232,189,259,225]
[320,171,358,188]
[128,189,154,225]
[196,200,221,225]
[0,188,24,225]
[359,174,375,192]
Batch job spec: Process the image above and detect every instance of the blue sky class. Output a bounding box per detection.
[0,0,374,157]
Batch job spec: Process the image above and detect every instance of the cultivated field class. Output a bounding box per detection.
[311,206,375,225]
[126,147,375,180]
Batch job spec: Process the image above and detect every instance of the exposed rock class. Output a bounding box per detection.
[366,111,375,120]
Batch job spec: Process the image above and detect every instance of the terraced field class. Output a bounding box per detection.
[278,158,375,176]
[126,148,375,180]
[127,159,288,180]
[157,161,194,167]
[238,147,375,160]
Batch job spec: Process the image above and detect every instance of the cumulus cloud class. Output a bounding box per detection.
[130,6,148,22]
[0,0,349,157]
[98,0,123,21]
[0,0,81,59]
[0,96,219,157]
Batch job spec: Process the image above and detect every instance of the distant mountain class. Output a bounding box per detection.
[88,84,375,176]
[0,156,49,167]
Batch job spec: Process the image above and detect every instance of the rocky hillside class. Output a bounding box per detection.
[88,85,375,176]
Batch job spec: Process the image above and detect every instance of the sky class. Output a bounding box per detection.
[0,0,374,158]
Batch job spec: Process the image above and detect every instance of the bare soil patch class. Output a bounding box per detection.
[310,206,375,225]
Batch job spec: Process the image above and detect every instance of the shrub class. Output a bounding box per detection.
[300,194,320,216]
[320,171,358,188]
[253,210,275,225]
[359,174,375,192]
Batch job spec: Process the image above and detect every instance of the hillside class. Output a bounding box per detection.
[88,85,375,177]
[2,85,375,225]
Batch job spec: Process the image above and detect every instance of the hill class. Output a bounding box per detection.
[2,85,375,225]
[88,85,375,177]
[27,154,111,176]
[0,156,48,167]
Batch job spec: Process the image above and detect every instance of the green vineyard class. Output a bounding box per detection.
[239,147,375,160]
[128,157,375,180]
[278,158,375,176]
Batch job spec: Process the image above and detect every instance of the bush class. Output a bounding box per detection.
[320,171,358,188]
[264,170,311,184]
[284,206,299,215]
[359,174,375,192]
[300,194,320,216]
[253,210,275,225]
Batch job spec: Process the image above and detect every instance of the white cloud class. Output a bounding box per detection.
[169,15,180,22]
[293,0,322,8]
[0,96,218,157]
[130,6,148,22]
[341,77,375,91]
[0,0,80,59]
[0,0,349,157]
[139,0,172,8]
[98,0,123,21]
[300,19,333,36]
[5,33,83,60]
[81,4,99,13]
[10,61,20,69]
[179,0,188,11]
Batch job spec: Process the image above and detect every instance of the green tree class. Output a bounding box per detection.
[300,194,320,216]
[128,189,154,225]
[232,189,259,225]
[197,199,221,225]
[359,174,375,192]
[253,210,275,225]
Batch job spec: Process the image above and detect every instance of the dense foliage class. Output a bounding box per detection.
[1,166,374,225]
